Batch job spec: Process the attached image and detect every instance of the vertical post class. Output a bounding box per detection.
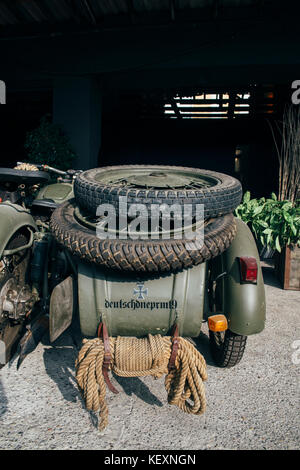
[0,80,6,104]
[53,77,102,170]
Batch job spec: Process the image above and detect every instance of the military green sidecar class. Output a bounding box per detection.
[0,163,265,370]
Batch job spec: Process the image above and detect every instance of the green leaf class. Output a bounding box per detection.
[257,220,268,228]
[282,202,293,211]
[290,223,297,236]
[271,192,277,201]
[253,206,264,216]
[283,212,292,223]
[275,236,281,252]
[267,232,272,245]
[243,191,251,203]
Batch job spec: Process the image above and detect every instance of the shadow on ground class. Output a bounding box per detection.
[113,374,163,407]
[193,331,215,367]
[42,329,79,403]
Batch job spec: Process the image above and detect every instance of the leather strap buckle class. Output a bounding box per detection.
[168,323,179,372]
[97,322,119,394]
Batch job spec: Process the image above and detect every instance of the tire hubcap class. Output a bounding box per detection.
[95,168,218,190]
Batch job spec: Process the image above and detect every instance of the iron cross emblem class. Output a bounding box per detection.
[133,282,148,300]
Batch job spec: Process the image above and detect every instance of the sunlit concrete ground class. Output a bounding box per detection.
[0,265,299,450]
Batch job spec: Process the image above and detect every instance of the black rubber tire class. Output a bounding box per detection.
[209,329,247,368]
[74,165,242,220]
[49,199,237,273]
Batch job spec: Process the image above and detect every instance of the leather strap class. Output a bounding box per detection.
[97,322,119,394]
[168,324,179,372]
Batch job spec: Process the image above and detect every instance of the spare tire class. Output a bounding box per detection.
[74,165,242,220]
[50,199,237,273]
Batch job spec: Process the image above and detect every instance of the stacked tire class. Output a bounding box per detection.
[50,165,246,368]
[50,165,242,274]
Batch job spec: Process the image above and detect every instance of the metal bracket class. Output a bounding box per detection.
[213,271,227,283]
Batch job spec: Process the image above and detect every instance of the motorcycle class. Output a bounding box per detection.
[0,163,266,370]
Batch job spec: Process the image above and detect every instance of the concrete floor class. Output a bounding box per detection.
[0,266,299,450]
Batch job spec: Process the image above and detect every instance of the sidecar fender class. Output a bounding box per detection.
[0,202,37,257]
[210,218,266,336]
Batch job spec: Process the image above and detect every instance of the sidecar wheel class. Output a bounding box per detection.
[209,329,247,368]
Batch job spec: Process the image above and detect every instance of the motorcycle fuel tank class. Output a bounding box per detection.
[36,183,73,204]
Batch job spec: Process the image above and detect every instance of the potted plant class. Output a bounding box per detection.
[235,192,300,290]
[265,103,300,289]
[24,114,76,171]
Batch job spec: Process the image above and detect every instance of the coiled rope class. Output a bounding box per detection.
[75,334,207,431]
[14,163,39,171]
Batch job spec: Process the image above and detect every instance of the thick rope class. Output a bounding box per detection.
[14,163,39,171]
[75,334,207,431]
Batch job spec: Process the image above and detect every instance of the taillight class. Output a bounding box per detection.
[238,256,258,283]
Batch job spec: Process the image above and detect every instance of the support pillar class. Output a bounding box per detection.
[53,77,102,170]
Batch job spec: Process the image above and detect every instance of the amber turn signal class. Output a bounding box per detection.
[208,314,228,332]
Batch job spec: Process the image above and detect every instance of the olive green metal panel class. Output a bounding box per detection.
[49,276,75,343]
[212,218,266,336]
[36,183,73,204]
[0,202,37,257]
[77,262,206,338]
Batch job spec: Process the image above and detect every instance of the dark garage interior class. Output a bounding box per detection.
[1,1,300,449]
[0,0,299,198]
